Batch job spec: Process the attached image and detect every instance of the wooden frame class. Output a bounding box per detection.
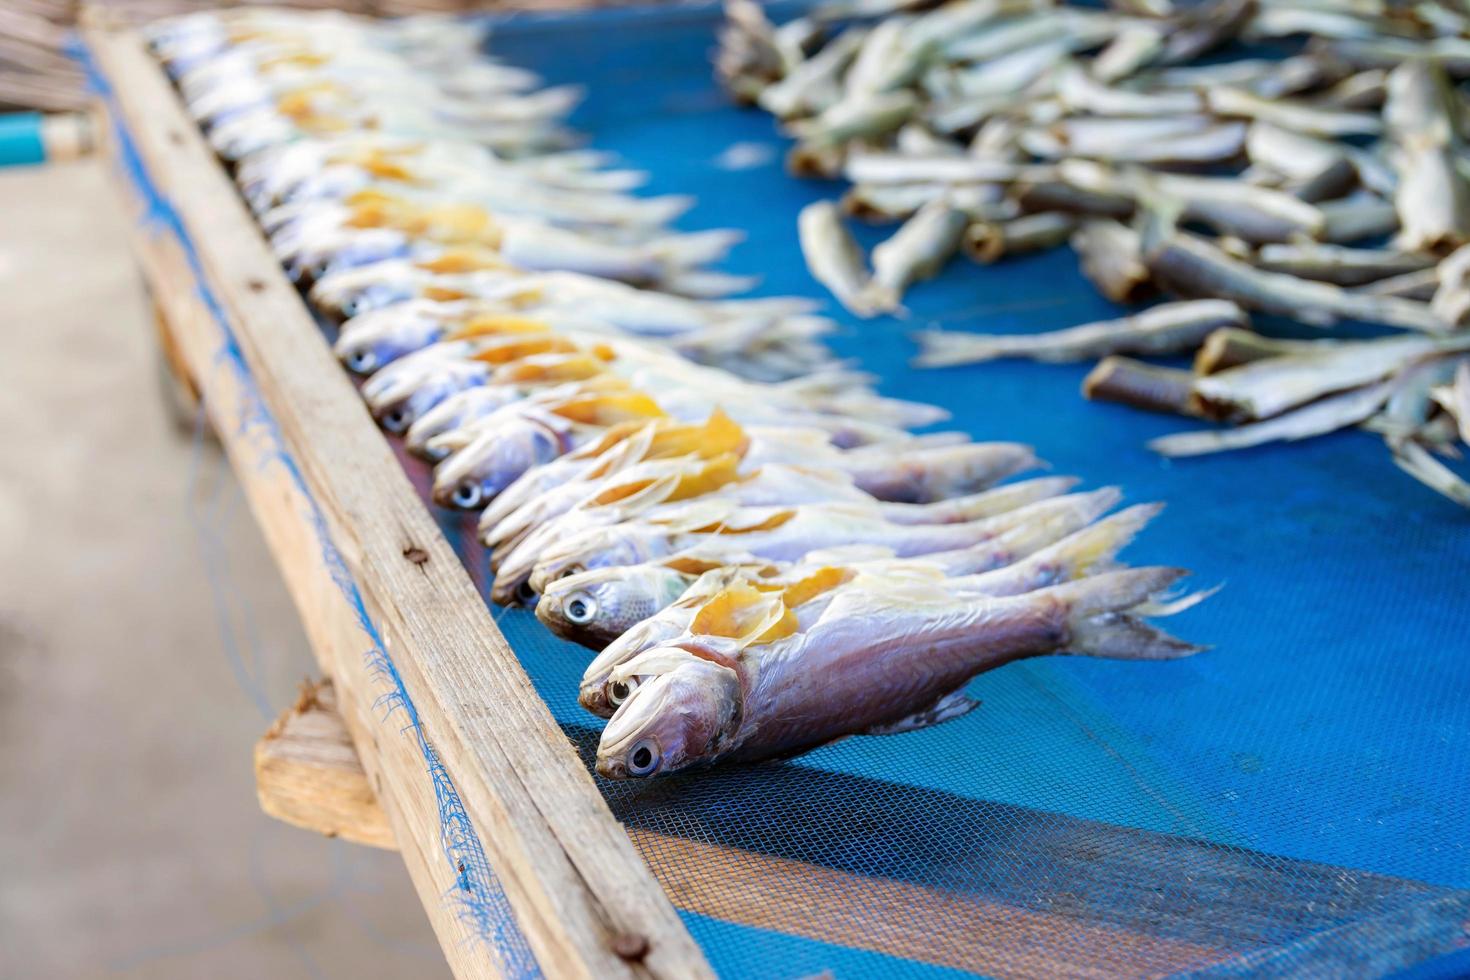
[80,16,1470,980]
[83,25,713,980]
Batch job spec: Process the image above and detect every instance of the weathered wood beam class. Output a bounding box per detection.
[256,680,396,851]
[84,24,713,980]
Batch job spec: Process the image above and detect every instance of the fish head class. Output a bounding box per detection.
[405,386,521,461]
[366,362,483,434]
[477,456,587,536]
[526,523,663,596]
[430,414,567,510]
[333,306,444,376]
[488,510,605,605]
[595,654,742,780]
[540,562,696,653]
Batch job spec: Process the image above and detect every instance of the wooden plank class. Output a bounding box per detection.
[256,680,397,850]
[254,681,1470,979]
[84,24,713,980]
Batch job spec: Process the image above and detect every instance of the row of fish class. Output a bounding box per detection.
[150,7,1207,778]
[721,0,1470,506]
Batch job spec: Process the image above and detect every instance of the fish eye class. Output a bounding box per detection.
[452,479,483,509]
[515,579,539,605]
[345,348,377,374]
[564,591,597,625]
[381,407,410,433]
[627,738,659,777]
[607,677,638,707]
[558,564,584,581]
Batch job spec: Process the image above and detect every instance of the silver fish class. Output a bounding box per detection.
[865,197,969,311]
[915,299,1248,367]
[1151,382,1396,457]
[963,212,1077,264]
[543,482,1114,653]
[798,201,880,317]
[1145,231,1446,333]
[1072,220,1151,304]
[1255,244,1437,287]
[1083,357,1199,417]
[594,567,1198,777]
[1386,60,1470,252]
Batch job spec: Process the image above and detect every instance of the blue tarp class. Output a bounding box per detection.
[440,6,1470,975]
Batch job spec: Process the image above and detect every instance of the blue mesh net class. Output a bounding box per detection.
[364,5,1465,976]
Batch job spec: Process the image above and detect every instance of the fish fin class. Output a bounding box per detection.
[1032,502,1164,579]
[664,269,762,299]
[650,228,744,270]
[690,582,793,646]
[1069,613,1207,661]
[1051,567,1207,661]
[866,690,981,736]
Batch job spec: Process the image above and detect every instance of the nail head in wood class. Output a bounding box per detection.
[403,545,429,565]
[612,933,650,962]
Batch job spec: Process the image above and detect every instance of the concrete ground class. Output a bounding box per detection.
[0,159,447,979]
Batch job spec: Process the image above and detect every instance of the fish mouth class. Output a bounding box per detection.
[490,568,540,607]
[576,683,610,716]
[596,737,660,780]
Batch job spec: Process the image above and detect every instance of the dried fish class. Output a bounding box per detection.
[1386,60,1470,252]
[1362,266,1441,301]
[1026,117,1248,165]
[844,152,1036,185]
[1072,220,1152,303]
[1092,23,1166,82]
[1431,243,1470,326]
[914,299,1248,366]
[1254,243,1437,286]
[1145,231,1445,332]
[1192,328,1332,375]
[963,212,1077,263]
[595,567,1199,777]
[1392,439,1470,506]
[798,200,881,317]
[1192,334,1470,421]
[792,89,920,146]
[1208,86,1384,138]
[1150,381,1395,456]
[719,0,1470,506]
[1317,193,1401,243]
[866,197,970,311]
[758,26,869,120]
[1083,356,1200,416]
[1054,61,1203,116]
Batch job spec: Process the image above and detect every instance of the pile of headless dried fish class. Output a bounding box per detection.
[153,7,1210,777]
[720,0,1470,506]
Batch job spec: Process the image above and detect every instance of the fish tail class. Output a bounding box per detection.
[983,486,1123,540]
[637,194,696,226]
[1038,502,1164,579]
[911,329,1022,367]
[857,281,904,317]
[1053,567,1206,661]
[663,269,762,299]
[650,228,745,270]
[910,443,1044,502]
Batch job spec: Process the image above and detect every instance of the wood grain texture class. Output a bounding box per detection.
[87,25,712,980]
[256,680,398,850]
[251,686,1220,977]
